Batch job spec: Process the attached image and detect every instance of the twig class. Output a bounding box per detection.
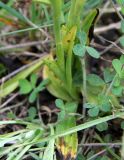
[0,40,50,51]
[110,0,123,20]
[0,93,19,109]
[0,101,26,113]
[94,22,121,34]
[87,146,113,160]
[96,35,123,55]
[78,143,122,147]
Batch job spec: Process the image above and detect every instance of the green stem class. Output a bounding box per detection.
[67,0,86,29]
[81,58,87,116]
[105,74,117,96]
[50,0,65,72]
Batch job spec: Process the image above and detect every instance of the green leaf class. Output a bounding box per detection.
[65,102,78,114]
[88,106,99,117]
[0,63,6,76]
[96,122,108,131]
[73,44,86,57]
[87,74,105,86]
[58,110,66,120]
[77,31,87,45]
[113,76,120,87]
[121,20,124,33]
[112,86,123,96]
[42,127,55,160]
[119,36,124,47]
[55,99,64,109]
[29,89,38,103]
[37,79,49,91]
[101,103,111,112]
[100,156,110,160]
[103,68,115,83]
[121,121,124,129]
[120,55,124,64]
[30,74,38,88]
[86,46,100,59]
[28,107,37,121]
[19,79,32,94]
[84,103,94,109]
[112,59,122,76]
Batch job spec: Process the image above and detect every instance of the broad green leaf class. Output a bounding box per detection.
[37,79,50,91]
[0,58,45,98]
[65,102,78,113]
[84,103,94,109]
[55,99,64,109]
[119,36,124,47]
[103,68,115,83]
[28,107,37,121]
[87,74,105,86]
[112,86,123,96]
[77,31,87,45]
[0,63,6,76]
[121,20,124,33]
[101,103,111,112]
[86,46,100,58]
[30,74,38,88]
[88,107,99,117]
[19,79,32,94]
[120,55,124,64]
[96,122,108,131]
[73,44,86,57]
[113,76,120,87]
[121,121,124,129]
[29,89,38,103]
[112,59,122,76]
[82,9,99,34]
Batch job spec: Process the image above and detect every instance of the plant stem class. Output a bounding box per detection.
[81,58,87,116]
[67,0,86,29]
[50,0,65,72]
[105,74,117,96]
